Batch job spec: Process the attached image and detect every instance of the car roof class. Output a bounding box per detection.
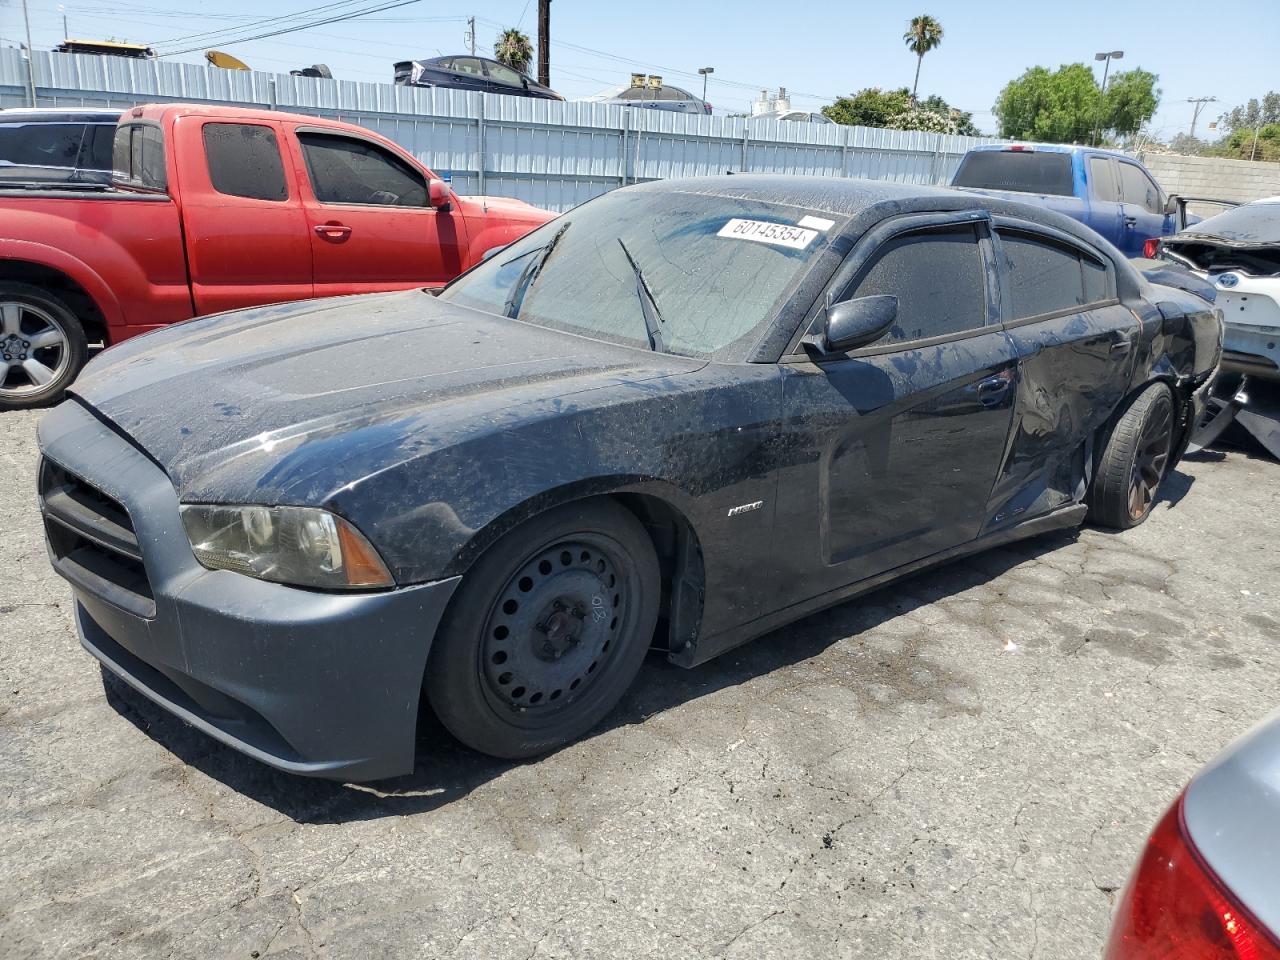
[0,108,122,123]
[966,143,1131,158]
[624,174,1144,301]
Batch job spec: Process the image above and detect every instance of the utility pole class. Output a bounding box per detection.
[465,16,475,56]
[1187,96,1218,140]
[21,0,37,107]
[537,0,550,88]
[59,4,67,40]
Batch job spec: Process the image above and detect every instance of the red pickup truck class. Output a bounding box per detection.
[0,103,555,409]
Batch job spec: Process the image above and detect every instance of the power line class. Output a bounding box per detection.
[151,0,377,50]
[157,0,423,56]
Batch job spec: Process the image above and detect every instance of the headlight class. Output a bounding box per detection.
[179,504,394,590]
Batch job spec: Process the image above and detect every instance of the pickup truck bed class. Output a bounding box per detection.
[0,103,555,409]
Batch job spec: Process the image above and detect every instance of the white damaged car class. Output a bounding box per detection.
[1161,197,1280,456]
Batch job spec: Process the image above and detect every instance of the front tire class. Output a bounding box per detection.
[0,283,88,411]
[1087,382,1175,530]
[425,499,660,759]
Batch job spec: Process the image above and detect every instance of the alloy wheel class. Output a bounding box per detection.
[0,300,71,399]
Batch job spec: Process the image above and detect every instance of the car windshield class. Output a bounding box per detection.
[439,189,839,359]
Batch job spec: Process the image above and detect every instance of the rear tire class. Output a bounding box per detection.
[425,499,660,759]
[1087,382,1175,530]
[0,282,88,411]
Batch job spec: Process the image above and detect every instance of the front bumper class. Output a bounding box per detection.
[1212,277,1280,381]
[38,400,460,781]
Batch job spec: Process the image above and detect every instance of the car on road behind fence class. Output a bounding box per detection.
[0,103,554,410]
[37,175,1220,782]
[951,144,1182,258]
[393,56,563,100]
[1105,709,1280,958]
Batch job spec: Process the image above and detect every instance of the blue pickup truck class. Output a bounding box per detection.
[950,144,1180,257]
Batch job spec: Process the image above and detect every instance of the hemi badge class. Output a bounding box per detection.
[727,500,764,518]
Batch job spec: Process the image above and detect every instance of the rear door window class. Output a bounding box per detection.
[297,132,427,207]
[1000,230,1111,319]
[1087,157,1120,202]
[112,123,167,190]
[450,57,486,77]
[849,225,988,346]
[203,123,287,201]
[1117,162,1162,214]
[486,62,524,86]
[951,150,1074,197]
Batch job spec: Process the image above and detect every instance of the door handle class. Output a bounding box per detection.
[1123,216,1138,227]
[976,375,1012,406]
[314,223,353,240]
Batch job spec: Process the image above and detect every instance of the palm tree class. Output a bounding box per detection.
[903,15,944,101]
[494,28,534,75]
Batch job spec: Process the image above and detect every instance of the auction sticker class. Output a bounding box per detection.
[718,218,818,250]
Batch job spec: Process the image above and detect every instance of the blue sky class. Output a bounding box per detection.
[4,0,1277,139]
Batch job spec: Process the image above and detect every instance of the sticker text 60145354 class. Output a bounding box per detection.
[717,218,819,251]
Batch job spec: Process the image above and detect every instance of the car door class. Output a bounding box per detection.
[290,128,467,294]
[770,213,1021,604]
[988,221,1140,524]
[1085,154,1126,247]
[1117,160,1173,255]
[176,118,314,315]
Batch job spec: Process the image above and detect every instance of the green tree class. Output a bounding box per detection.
[1103,68,1160,138]
[822,87,978,135]
[903,14,944,100]
[823,87,913,127]
[493,27,533,74]
[994,63,1158,144]
[1224,123,1280,162]
[1219,92,1280,134]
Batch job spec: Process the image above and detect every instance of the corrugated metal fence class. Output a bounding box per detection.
[1,49,1000,211]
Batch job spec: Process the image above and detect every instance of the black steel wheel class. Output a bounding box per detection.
[1087,382,1176,530]
[425,500,659,759]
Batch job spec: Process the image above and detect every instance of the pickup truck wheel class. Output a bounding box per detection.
[0,283,87,411]
[1087,382,1175,530]
[426,500,660,759]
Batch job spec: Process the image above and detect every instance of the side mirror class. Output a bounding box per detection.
[428,178,451,210]
[809,295,899,355]
[1163,194,1180,216]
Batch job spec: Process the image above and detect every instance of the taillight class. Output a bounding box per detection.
[1106,795,1280,959]
[1144,237,1160,259]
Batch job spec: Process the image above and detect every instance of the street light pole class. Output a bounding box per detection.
[698,66,714,105]
[1091,50,1123,146]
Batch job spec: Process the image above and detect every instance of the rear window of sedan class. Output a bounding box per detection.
[952,150,1074,197]
[441,190,841,360]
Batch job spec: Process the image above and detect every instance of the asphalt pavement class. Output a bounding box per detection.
[2,408,1277,959]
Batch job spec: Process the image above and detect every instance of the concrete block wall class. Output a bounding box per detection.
[1142,152,1280,204]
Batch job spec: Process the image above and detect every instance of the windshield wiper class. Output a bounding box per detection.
[616,238,666,353]
[503,221,570,318]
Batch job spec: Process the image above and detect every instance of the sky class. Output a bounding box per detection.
[2,0,1277,140]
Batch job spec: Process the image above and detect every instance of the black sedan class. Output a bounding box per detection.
[393,55,563,100]
[37,176,1221,780]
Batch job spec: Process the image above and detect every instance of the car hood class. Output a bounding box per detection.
[71,290,704,503]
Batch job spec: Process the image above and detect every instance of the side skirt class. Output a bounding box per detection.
[672,503,1088,668]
